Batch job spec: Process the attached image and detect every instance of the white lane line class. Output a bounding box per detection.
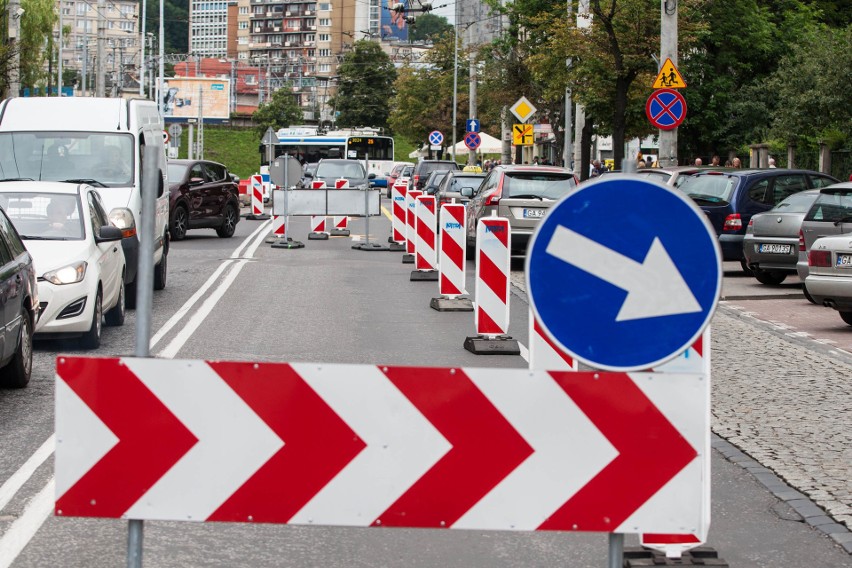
[0,436,54,513]
[0,478,55,568]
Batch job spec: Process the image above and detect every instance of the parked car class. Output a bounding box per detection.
[409,160,461,193]
[385,162,413,198]
[435,171,486,206]
[679,169,839,272]
[796,182,852,302]
[0,205,37,388]
[636,166,707,188]
[464,165,579,257]
[742,189,821,285]
[805,234,852,325]
[300,158,375,188]
[422,171,449,196]
[300,162,318,189]
[167,159,241,241]
[0,182,127,349]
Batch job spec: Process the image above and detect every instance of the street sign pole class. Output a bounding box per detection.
[659,1,679,166]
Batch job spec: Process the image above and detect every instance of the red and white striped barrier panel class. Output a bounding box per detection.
[405,190,422,255]
[528,314,578,371]
[311,180,326,189]
[271,215,286,238]
[474,216,511,337]
[55,356,707,534]
[391,181,407,243]
[333,216,349,231]
[310,215,327,234]
[415,195,437,271]
[438,203,466,297]
[251,175,264,216]
[334,179,349,189]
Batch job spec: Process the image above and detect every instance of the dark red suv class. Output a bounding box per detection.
[167,160,241,240]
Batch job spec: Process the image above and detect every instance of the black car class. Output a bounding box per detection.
[679,169,839,271]
[0,206,37,388]
[167,160,241,241]
[301,158,375,188]
[422,171,449,196]
[409,160,461,193]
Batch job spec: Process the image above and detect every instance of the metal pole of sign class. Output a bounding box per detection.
[127,134,158,568]
[608,533,624,568]
[352,154,387,251]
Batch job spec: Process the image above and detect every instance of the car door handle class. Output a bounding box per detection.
[113,247,118,252]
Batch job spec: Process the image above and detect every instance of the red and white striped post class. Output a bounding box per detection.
[430,203,473,311]
[464,216,520,354]
[265,214,287,244]
[389,180,407,251]
[402,189,421,264]
[309,180,330,240]
[411,195,438,281]
[246,174,270,220]
[528,314,578,371]
[330,179,351,236]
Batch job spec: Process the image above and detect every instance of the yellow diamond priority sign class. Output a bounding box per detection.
[510,96,537,123]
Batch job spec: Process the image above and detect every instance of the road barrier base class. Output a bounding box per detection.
[309,232,330,240]
[430,297,474,312]
[245,213,271,221]
[624,547,727,566]
[330,229,351,237]
[389,242,406,251]
[402,253,414,264]
[463,335,521,355]
[270,238,305,249]
[411,270,439,282]
[352,243,389,251]
[388,236,396,243]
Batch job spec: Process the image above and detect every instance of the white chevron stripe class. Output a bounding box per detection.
[528,311,577,371]
[55,377,118,500]
[123,359,283,521]
[475,273,509,334]
[452,369,617,531]
[290,363,451,526]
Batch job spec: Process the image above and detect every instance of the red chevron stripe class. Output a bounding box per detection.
[440,274,462,296]
[477,305,504,335]
[534,319,574,366]
[481,219,509,248]
[377,367,533,527]
[443,204,465,225]
[56,357,197,518]
[478,250,507,303]
[441,227,464,269]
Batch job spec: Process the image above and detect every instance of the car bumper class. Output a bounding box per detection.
[805,274,852,310]
[742,235,799,271]
[719,234,745,261]
[35,278,98,336]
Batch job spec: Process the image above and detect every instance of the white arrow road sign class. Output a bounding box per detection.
[545,225,702,322]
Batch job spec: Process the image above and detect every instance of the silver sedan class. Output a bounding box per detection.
[805,233,852,325]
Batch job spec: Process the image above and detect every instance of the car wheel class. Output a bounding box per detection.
[154,247,167,290]
[170,205,188,241]
[216,204,238,238]
[80,290,103,350]
[104,275,126,326]
[840,312,852,326]
[125,280,137,309]
[752,268,787,285]
[802,283,816,304]
[0,309,33,388]
[740,259,754,276]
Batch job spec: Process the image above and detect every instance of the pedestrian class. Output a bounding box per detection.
[711,155,721,167]
[768,158,777,168]
[732,157,742,168]
[533,156,540,165]
[590,160,601,177]
[694,157,703,166]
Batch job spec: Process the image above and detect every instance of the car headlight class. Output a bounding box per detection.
[109,207,137,238]
[43,262,88,285]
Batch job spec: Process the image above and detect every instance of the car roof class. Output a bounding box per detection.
[495,165,574,174]
[316,158,352,165]
[818,181,852,193]
[693,168,835,177]
[169,159,226,167]
[0,180,83,195]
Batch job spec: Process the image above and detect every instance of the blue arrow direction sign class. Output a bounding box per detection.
[464,132,481,150]
[525,176,721,371]
[429,130,444,146]
[467,119,480,133]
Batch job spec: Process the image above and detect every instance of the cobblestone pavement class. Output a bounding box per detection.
[510,271,852,541]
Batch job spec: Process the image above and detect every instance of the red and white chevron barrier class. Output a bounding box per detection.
[311,180,326,189]
[403,190,422,263]
[333,216,349,230]
[271,215,286,237]
[528,314,577,371]
[391,181,407,244]
[334,179,349,189]
[414,195,437,272]
[438,203,467,297]
[310,215,328,234]
[55,356,707,534]
[246,174,269,220]
[474,216,511,337]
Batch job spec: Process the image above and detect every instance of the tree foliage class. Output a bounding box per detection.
[409,13,452,42]
[252,85,302,137]
[0,0,58,95]
[333,40,397,130]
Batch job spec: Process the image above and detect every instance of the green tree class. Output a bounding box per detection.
[409,13,452,42]
[252,85,302,137]
[333,40,396,130]
[1,0,58,96]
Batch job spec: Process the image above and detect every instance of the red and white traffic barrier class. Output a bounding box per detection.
[414,195,437,272]
[334,178,349,189]
[391,181,407,245]
[311,180,326,189]
[528,314,578,371]
[271,215,286,237]
[464,216,519,354]
[246,174,269,220]
[439,203,466,296]
[402,189,421,264]
[331,215,350,237]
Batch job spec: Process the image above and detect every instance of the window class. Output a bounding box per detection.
[0,211,26,259]
[318,3,330,10]
[317,33,329,42]
[76,3,89,15]
[318,48,330,57]
[771,174,807,204]
[747,179,771,205]
[239,6,248,13]
[239,21,248,29]
[810,175,838,189]
[319,18,331,26]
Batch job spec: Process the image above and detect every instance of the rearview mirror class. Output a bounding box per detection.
[460,187,473,198]
[96,225,123,242]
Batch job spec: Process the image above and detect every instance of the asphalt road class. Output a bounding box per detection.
[1,202,851,567]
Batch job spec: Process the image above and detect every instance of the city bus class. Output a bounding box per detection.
[263,126,395,182]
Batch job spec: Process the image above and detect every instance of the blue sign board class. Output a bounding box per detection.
[466,119,480,133]
[428,130,444,146]
[464,132,481,150]
[646,89,687,131]
[526,176,721,371]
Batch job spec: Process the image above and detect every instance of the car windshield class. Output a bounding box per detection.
[167,163,189,182]
[504,173,576,199]
[0,132,134,187]
[772,192,819,214]
[681,175,737,204]
[1,191,84,240]
[450,176,484,192]
[804,191,852,222]
[401,167,413,177]
[316,161,366,179]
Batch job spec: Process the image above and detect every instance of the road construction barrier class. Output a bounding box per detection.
[260,165,271,200]
[464,216,519,354]
[403,189,421,264]
[246,174,270,220]
[389,180,408,251]
[309,215,329,240]
[528,315,577,370]
[411,195,438,281]
[334,178,349,189]
[430,203,473,312]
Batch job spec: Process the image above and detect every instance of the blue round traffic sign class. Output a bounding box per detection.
[646,88,687,131]
[525,176,721,371]
[429,130,444,146]
[464,132,481,150]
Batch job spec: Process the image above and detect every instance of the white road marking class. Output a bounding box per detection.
[0,478,55,568]
[0,436,54,513]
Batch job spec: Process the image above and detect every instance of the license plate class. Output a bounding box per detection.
[523,209,545,218]
[837,254,852,267]
[758,243,791,254]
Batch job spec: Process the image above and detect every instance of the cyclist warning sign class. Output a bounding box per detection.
[652,58,687,89]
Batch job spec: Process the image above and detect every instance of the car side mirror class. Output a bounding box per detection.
[368,173,376,179]
[304,172,314,179]
[96,225,123,242]
[461,187,473,198]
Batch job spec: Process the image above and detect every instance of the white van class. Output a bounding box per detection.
[0,97,169,307]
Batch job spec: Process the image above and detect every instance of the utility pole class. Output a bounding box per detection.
[8,0,22,97]
[139,0,146,96]
[659,0,678,166]
[468,25,477,166]
[197,84,204,159]
[451,19,458,162]
[58,3,64,96]
[573,0,590,173]
[230,59,236,115]
[563,0,573,168]
[158,0,164,112]
[96,0,106,96]
[83,37,89,96]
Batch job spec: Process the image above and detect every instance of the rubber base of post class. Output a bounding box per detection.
[330,229,351,236]
[410,270,439,282]
[270,239,305,249]
[388,242,406,251]
[245,214,271,221]
[402,253,415,264]
[430,297,474,312]
[352,243,389,251]
[463,335,521,355]
[308,232,330,240]
[624,547,727,566]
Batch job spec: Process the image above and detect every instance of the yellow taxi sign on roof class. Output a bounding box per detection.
[463,165,483,173]
[652,58,687,89]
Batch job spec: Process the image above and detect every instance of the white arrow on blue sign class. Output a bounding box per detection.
[466,119,480,133]
[525,176,721,371]
[428,130,444,146]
